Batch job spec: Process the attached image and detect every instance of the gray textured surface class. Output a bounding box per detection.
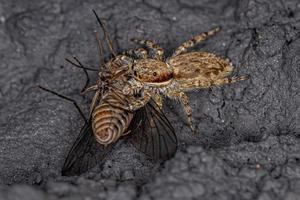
[0,0,299,199]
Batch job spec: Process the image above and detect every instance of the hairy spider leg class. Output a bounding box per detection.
[153,92,162,109]
[166,89,195,132]
[172,27,221,57]
[131,38,164,60]
[123,48,149,59]
[178,75,249,91]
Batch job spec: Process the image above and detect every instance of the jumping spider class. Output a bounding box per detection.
[117,27,249,132]
[78,14,248,132]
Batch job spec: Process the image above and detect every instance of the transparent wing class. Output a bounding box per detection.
[61,120,111,176]
[127,99,178,160]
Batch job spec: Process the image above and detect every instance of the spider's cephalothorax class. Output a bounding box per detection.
[122,27,249,132]
[132,59,173,84]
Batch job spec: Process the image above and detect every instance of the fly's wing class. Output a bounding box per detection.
[127,99,178,160]
[62,120,111,176]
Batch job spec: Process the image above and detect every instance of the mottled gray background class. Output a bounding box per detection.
[0,0,299,199]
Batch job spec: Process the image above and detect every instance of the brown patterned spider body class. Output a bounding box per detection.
[119,27,248,132]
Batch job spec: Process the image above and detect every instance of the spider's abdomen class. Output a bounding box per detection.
[168,52,233,81]
[91,93,133,146]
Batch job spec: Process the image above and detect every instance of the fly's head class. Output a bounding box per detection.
[132,59,173,86]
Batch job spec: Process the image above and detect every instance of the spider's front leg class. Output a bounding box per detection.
[123,80,163,111]
[131,38,164,60]
[172,27,221,57]
[127,90,153,111]
[121,78,152,111]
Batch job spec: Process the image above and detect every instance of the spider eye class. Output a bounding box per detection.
[153,72,157,76]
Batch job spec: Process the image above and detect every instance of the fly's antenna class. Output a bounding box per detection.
[37,85,88,124]
[92,9,117,57]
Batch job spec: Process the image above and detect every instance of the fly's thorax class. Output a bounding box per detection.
[132,59,173,83]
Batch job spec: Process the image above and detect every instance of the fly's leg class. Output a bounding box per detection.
[93,10,116,57]
[89,90,100,117]
[94,31,105,67]
[179,75,249,91]
[131,38,164,60]
[73,57,90,93]
[167,90,195,133]
[172,27,221,57]
[37,85,87,124]
[123,48,149,59]
[65,57,98,94]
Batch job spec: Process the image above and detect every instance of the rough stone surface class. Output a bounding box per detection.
[0,0,299,199]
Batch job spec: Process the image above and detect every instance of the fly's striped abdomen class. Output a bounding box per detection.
[91,93,133,146]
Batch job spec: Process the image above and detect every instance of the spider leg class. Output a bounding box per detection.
[118,55,134,66]
[172,27,221,57]
[128,90,152,110]
[212,75,249,86]
[166,90,195,133]
[111,87,152,111]
[153,93,162,109]
[123,48,149,59]
[178,75,249,91]
[126,94,151,111]
[37,85,87,124]
[131,38,164,60]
